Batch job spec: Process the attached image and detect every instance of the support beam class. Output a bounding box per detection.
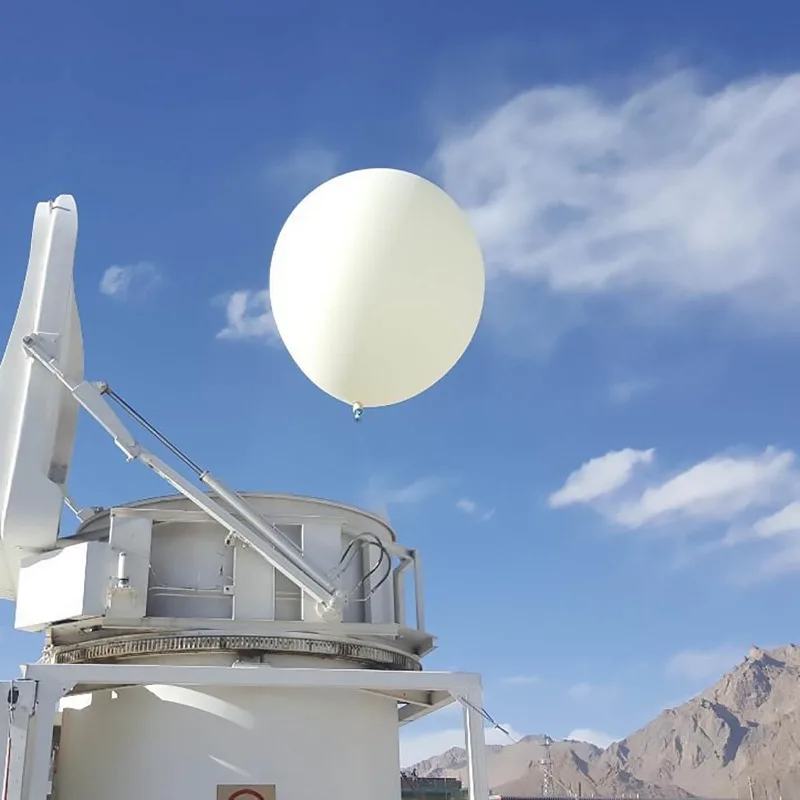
[461,685,490,800]
[20,682,65,800]
[17,664,486,800]
[3,681,37,800]
[22,336,339,609]
[23,663,480,695]
[397,691,455,725]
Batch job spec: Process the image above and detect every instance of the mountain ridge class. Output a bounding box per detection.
[408,644,800,798]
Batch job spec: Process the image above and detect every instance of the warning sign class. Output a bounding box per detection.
[216,785,276,800]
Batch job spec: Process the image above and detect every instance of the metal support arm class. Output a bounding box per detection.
[22,335,340,611]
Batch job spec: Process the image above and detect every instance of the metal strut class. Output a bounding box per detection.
[21,334,343,613]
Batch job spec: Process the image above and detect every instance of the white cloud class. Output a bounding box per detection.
[216,289,279,343]
[714,499,800,552]
[607,377,659,405]
[566,683,594,700]
[434,71,800,336]
[400,723,522,767]
[549,448,654,508]
[502,674,541,686]
[735,521,800,582]
[551,445,800,581]
[665,646,744,682]
[267,144,340,195]
[379,477,446,505]
[565,728,618,749]
[99,262,161,299]
[364,475,447,519]
[613,447,797,528]
[456,498,477,514]
[456,497,495,522]
[753,501,800,539]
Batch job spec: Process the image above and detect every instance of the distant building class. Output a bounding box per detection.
[399,775,685,800]
[400,774,467,799]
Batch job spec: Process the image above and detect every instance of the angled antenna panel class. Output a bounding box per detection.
[0,196,83,599]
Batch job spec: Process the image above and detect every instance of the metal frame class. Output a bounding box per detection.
[109,504,428,634]
[23,334,431,635]
[22,335,341,611]
[4,197,484,800]
[5,664,488,800]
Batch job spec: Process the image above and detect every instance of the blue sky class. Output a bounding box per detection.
[3,0,800,765]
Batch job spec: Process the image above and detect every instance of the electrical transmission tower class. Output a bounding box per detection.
[540,735,555,797]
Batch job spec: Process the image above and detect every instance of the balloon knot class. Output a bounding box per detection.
[352,403,364,422]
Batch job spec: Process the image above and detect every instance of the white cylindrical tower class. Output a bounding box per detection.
[56,684,401,800]
[37,493,431,800]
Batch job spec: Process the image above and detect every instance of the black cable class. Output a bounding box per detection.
[360,548,393,599]
[102,385,204,475]
[334,532,394,601]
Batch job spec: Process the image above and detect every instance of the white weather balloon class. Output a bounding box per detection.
[269,168,485,410]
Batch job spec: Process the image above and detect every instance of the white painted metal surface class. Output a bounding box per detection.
[57,684,400,799]
[14,493,417,634]
[0,194,490,800]
[21,334,344,611]
[140,494,396,623]
[0,681,38,800]
[15,541,109,631]
[0,196,82,599]
[8,664,488,800]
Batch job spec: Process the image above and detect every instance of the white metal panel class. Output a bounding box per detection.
[0,197,83,599]
[15,541,109,631]
[147,522,233,619]
[339,532,366,623]
[107,514,152,619]
[273,524,302,621]
[97,493,398,542]
[301,521,342,622]
[71,494,408,630]
[365,536,395,625]
[55,684,401,800]
[232,543,275,620]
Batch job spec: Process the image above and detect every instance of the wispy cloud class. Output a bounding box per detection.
[434,70,800,343]
[363,475,447,519]
[665,645,745,682]
[99,262,162,300]
[216,289,279,343]
[550,445,800,581]
[266,143,340,196]
[549,448,654,508]
[566,682,594,700]
[723,501,800,582]
[613,448,797,529]
[607,377,660,405]
[456,497,495,522]
[565,728,618,749]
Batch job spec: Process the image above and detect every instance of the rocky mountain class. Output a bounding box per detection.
[408,645,800,798]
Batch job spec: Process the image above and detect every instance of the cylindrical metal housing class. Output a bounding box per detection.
[48,494,424,800]
[55,680,401,800]
[67,492,399,628]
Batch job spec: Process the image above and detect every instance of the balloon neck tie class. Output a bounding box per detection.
[352,403,364,423]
